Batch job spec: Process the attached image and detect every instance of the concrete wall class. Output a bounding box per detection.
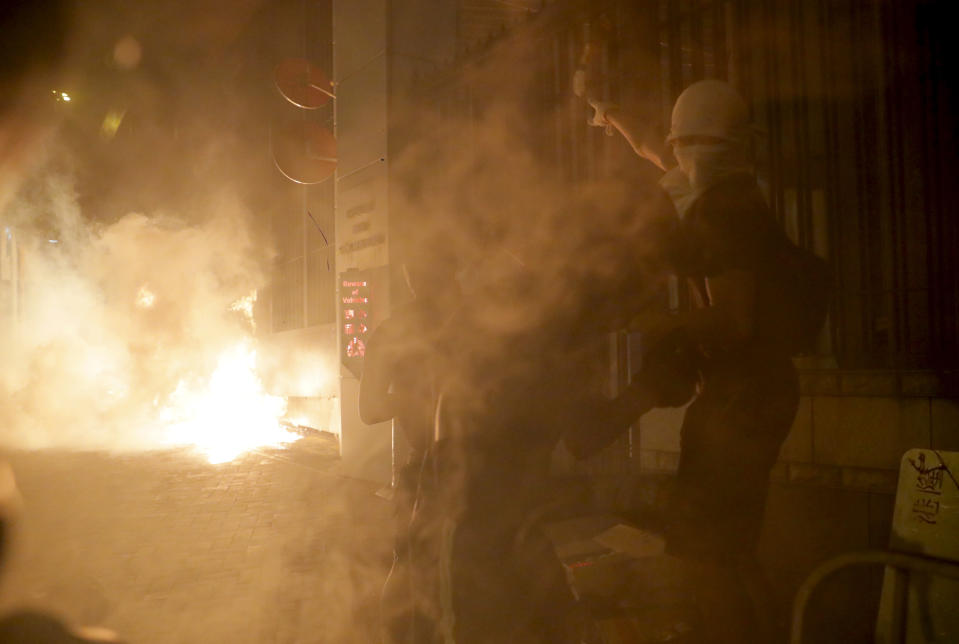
[636,371,959,638]
[639,373,959,487]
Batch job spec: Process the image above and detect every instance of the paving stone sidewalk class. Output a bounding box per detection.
[0,435,393,643]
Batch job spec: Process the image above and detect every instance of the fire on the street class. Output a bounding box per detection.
[152,292,299,464]
[159,339,300,464]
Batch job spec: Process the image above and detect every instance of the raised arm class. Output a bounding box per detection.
[588,100,673,172]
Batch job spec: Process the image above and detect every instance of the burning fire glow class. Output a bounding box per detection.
[229,291,257,328]
[159,339,299,464]
[153,291,298,464]
[135,285,155,308]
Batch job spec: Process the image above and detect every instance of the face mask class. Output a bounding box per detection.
[659,167,698,219]
[672,142,752,192]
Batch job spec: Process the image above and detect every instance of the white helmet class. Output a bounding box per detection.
[666,80,751,144]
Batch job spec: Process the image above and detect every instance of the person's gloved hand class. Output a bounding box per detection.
[587,98,619,129]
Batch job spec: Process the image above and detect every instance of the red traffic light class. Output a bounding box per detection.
[272,120,337,184]
[274,58,335,109]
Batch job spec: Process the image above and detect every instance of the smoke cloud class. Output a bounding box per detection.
[2,3,673,640]
[370,29,678,637]
[0,168,272,452]
[386,31,673,412]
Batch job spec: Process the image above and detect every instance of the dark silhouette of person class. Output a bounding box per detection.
[588,80,803,642]
[412,228,696,643]
[360,252,460,644]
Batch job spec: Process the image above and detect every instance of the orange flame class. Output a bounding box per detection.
[159,339,299,464]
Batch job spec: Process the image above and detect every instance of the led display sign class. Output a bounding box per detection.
[340,273,371,376]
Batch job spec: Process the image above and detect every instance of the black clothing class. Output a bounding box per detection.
[384,233,686,641]
[367,299,452,644]
[402,267,615,643]
[666,352,798,563]
[362,299,442,456]
[379,270,583,643]
[662,174,801,564]
[669,173,802,357]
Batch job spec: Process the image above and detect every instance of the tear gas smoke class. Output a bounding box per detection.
[376,31,678,638]
[388,37,672,389]
[0,171,297,461]
[0,2,370,641]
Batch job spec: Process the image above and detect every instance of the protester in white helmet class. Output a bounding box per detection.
[585,81,803,643]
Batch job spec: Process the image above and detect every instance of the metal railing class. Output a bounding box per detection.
[790,549,959,644]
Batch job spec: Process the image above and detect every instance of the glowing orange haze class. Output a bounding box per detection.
[131,290,299,463]
[160,337,300,464]
[1,191,312,463]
